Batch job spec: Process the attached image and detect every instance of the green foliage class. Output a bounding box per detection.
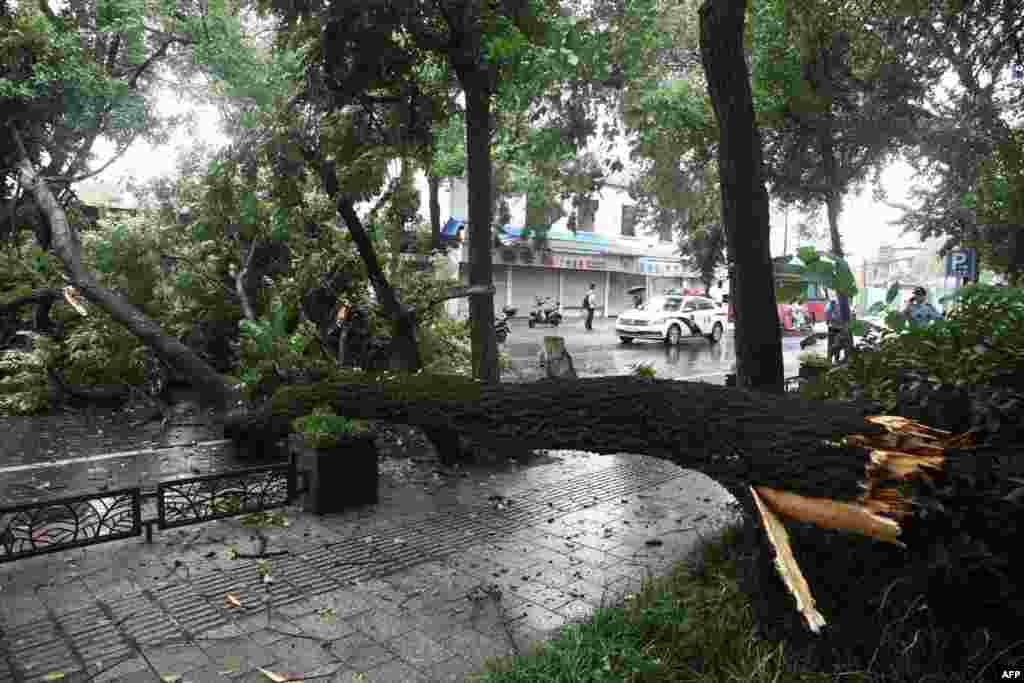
[0,332,56,415]
[82,216,167,314]
[291,404,371,449]
[59,315,150,387]
[630,362,657,379]
[237,300,325,399]
[418,314,473,376]
[797,351,830,368]
[811,285,1024,407]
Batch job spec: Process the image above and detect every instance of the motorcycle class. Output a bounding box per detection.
[527,296,563,328]
[495,305,517,344]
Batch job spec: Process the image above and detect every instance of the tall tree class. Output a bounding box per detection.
[890,0,1024,284]
[699,0,784,391]
[753,0,932,322]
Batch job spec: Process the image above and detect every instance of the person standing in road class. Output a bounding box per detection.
[584,283,598,331]
[903,286,943,328]
[825,296,844,363]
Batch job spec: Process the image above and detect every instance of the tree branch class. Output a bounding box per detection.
[236,237,260,321]
[427,284,495,308]
[0,288,63,317]
[128,39,177,90]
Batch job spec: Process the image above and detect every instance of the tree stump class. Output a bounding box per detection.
[538,336,576,379]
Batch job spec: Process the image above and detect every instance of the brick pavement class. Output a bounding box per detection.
[0,451,737,683]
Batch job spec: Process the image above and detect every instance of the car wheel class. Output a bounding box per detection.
[665,324,681,346]
[619,337,633,344]
[528,319,535,328]
[707,322,723,344]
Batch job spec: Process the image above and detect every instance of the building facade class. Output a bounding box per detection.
[437,178,707,319]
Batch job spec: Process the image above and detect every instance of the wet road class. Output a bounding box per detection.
[502,317,808,383]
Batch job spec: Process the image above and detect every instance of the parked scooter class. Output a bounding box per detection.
[527,296,563,328]
[495,305,517,343]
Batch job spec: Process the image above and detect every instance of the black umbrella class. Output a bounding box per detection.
[626,286,646,295]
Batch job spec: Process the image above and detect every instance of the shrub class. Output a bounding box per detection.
[814,284,1024,407]
[0,332,56,415]
[631,361,657,378]
[797,351,830,368]
[291,404,371,449]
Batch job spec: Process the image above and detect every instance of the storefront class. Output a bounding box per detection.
[445,220,701,318]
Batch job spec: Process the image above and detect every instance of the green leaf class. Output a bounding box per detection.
[886,281,901,305]
[867,301,887,315]
[848,320,868,336]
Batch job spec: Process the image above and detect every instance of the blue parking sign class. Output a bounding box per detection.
[945,249,976,280]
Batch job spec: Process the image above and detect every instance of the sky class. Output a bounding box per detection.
[86,89,920,266]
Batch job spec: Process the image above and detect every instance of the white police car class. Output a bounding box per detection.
[615,294,727,345]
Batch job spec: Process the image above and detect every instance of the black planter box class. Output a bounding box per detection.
[290,434,379,514]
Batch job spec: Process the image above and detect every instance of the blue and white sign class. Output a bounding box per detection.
[944,248,977,280]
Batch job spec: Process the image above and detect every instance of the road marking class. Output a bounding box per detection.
[0,439,233,474]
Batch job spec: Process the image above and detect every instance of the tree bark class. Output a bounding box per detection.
[460,78,500,384]
[236,237,259,321]
[699,0,783,393]
[11,130,237,410]
[223,374,883,502]
[336,196,422,372]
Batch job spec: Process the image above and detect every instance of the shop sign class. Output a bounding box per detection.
[555,255,606,270]
[638,258,685,276]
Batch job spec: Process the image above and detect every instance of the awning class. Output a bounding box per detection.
[441,217,465,238]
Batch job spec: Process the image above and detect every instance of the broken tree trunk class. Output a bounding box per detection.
[222,373,882,501]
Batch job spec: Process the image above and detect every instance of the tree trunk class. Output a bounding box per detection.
[821,124,852,324]
[336,197,421,372]
[223,374,884,502]
[12,137,236,410]
[428,174,442,252]
[461,78,500,383]
[699,0,783,393]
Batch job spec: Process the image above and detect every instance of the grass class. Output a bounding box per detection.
[471,523,843,683]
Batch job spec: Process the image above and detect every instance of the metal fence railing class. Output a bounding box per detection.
[1,462,297,564]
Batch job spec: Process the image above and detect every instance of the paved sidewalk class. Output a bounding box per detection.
[0,450,737,683]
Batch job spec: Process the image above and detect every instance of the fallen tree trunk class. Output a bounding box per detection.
[11,126,238,411]
[222,372,1024,668]
[222,373,883,502]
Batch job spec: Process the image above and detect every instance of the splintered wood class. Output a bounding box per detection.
[750,416,975,634]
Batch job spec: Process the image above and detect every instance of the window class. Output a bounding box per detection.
[621,205,637,237]
[577,198,598,232]
[664,298,683,312]
[681,299,698,312]
[699,300,716,310]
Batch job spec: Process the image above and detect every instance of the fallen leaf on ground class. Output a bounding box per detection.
[43,673,65,681]
[257,667,296,682]
[225,593,242,608]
